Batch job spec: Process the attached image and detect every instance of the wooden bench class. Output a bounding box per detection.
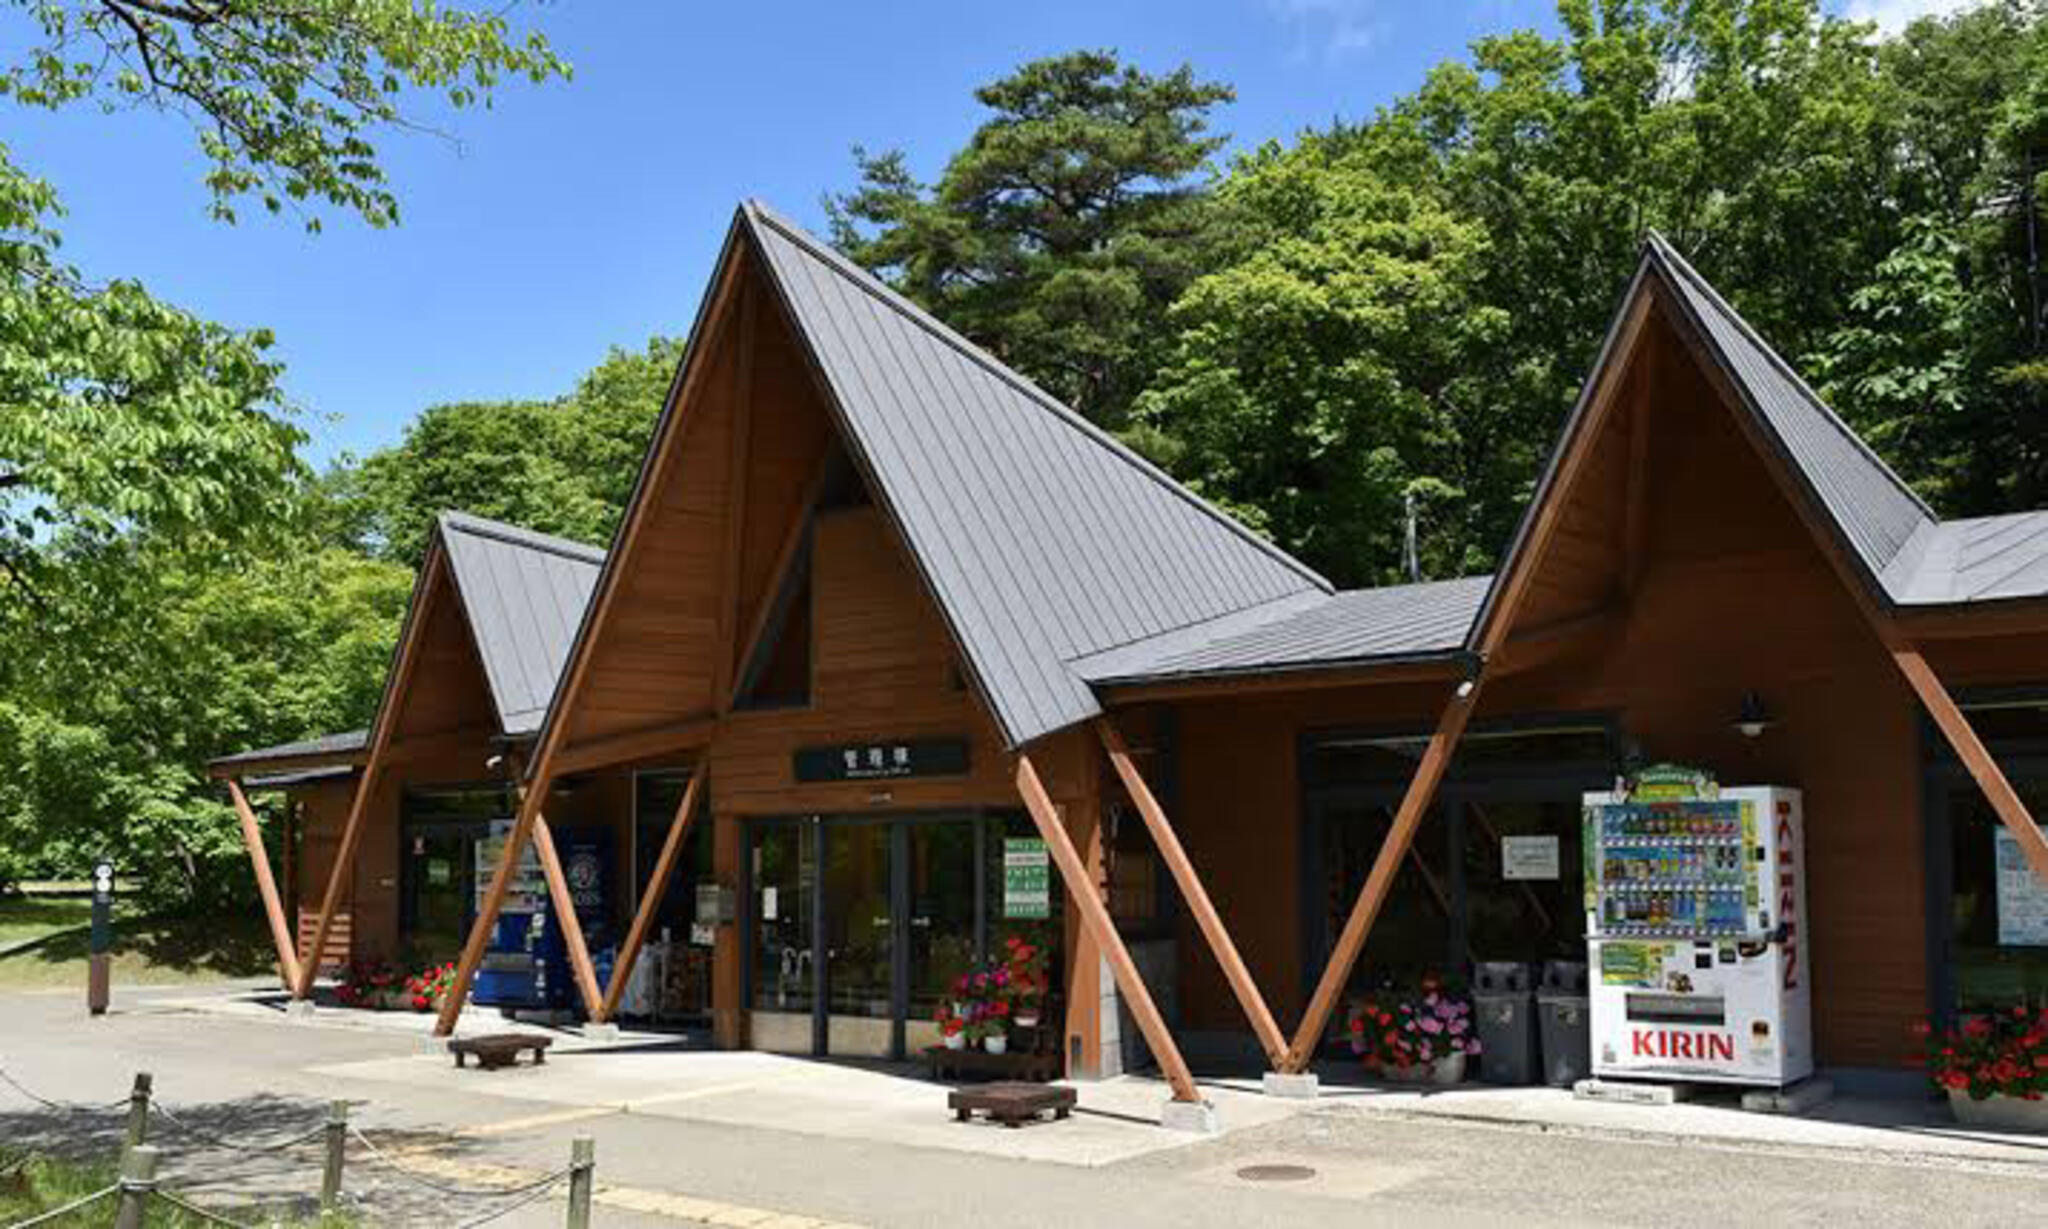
[948,1081,1076,1128]
[448,1033,553,1070]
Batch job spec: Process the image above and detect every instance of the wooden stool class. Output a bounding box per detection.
[448,1033,554,1070]
[948,1081,1077,1128]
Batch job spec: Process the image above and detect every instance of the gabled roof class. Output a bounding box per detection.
[1645,233,1935,586]
[742,201,1332,746]
[436,512,605,736]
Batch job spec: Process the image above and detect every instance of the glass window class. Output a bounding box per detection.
[1947,783,2048,1010]
[750,823,815,1015]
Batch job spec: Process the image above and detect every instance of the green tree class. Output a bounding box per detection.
[828,49,1234,432]
[324,336,681,563]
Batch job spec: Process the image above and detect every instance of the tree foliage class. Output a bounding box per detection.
[828,50,1234,431]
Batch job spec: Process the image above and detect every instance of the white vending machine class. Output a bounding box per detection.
[1583,785,1812,1087]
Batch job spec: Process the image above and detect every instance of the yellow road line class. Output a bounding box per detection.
[456,1104,622,1137]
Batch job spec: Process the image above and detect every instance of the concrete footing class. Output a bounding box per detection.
[1261,1071,1321,1099]
[1741,1079,1834,1116]
[283,999,316,1021]
[581,1022,622,1043]
[1572,1077,1692,1106]
[1159,1098,1220,1134]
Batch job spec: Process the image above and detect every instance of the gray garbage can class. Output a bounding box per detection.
[1537,959,1590,1087]
[1470,961,1537,1085]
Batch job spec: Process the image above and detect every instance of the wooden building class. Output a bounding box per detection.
[215,205,2048,1101]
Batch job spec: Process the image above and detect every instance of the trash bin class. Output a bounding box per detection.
[1537,959,1591,1087]
[1470,961,1537,1084]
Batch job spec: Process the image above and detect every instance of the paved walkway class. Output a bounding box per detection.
[6,982,2048,1227]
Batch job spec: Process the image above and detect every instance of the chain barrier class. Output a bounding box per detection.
[153,1187,261,1229]
[450,1175,572,1229]
[2,1184,117,1229]
[0,1064,129,1113]
[149,1103,331,1155]
[346,1125,573,1200]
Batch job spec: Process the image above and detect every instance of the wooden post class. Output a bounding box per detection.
[1282,679,1482,1072]
[226,779,303,991]
[124,1072,152,1152]
[566,1136,595,1229]
[1893,643,2048,886]
[1096,719,1290,1068]
[321,1100,348,1213]
[1015,754,1200,1103]
[598,766,704,1022]
[530,814,606,1019]
[114,1145,157,1229]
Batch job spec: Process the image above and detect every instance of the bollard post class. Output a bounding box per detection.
[124,1071,153,1152]
[320,1100,348,1214]
[113,1144,157,1229]
[565,1136,594,1229]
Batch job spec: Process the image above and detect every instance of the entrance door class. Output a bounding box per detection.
[402,824,478,964]
[1314,797,1458,995]
[823,821,896,1056]
[905,820,978,1051]
[748,821,816,1053]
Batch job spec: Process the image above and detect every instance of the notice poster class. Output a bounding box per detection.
[1600,942,1669,987]
[1003,838,1051,919]
[1502,835,1561,881]
[474,821,545,913]
[1995,829,2048,946]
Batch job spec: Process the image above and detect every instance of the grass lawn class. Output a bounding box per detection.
[0,896,91,949]
[0,1147,349,1227]
[0,902,276,989]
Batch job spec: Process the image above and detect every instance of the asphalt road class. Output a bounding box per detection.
[1,983,2042,1229]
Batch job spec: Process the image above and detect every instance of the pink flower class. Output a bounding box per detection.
[1419,1017,1443,1035]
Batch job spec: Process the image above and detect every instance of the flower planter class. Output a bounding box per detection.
[1015,1010,1041,1029]
[984,1034,1009,1055]
[943,1031,967,1051]
[1378,1053,1467,1086]
[1949,1089,2048,1132]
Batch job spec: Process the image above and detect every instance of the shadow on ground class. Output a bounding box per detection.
[0,1090,559,1226]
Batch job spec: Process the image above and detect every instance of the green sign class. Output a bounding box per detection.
[1003,838,1050,919]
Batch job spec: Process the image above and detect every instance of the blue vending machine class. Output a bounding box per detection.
[473,823,614,1015]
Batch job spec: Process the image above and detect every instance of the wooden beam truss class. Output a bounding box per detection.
[1015,753,1201,1103]
[226,778,302,990]
[1096,719,1289,1068]
[596,764,705,1022]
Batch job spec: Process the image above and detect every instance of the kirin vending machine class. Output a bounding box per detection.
[1583,780,1811,1086]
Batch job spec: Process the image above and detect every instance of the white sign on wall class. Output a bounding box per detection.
[1996,829,2048,946]
[1502,835,1562,882]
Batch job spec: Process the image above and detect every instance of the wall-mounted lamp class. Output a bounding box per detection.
[1454,652,1484,701]
[485,753,506,772]
[1733,691,1774,739]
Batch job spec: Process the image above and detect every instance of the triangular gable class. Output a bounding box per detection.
[436,513,605,737]
[1471,235,1941,654]
[743,201,1331,746]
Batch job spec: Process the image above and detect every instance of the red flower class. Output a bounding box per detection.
[1941,1071,1970,1090]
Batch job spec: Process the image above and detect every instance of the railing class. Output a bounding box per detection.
[0,1066,596,1228]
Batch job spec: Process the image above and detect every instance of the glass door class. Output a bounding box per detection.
[749,821,816,1053]
[905,820,978,1051]
[823,821,896,1056]
[402,824,476,965]
[1461,798,1585,965]
[1314,797,1457,995]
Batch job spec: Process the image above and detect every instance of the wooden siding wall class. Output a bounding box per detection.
[1156,317,1934,1069]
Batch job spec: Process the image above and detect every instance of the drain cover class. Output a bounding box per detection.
[1235,1164,1316,1183]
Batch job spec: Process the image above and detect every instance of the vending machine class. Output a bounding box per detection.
[472,822,613,1013]
[1583,782,1811,1086]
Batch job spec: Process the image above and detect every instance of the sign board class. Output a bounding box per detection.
[1502,835,1561,881]
[792,739,970,784]
[695,882,736,924]
[1003,838,1051,919]
[1996,828,2048,946]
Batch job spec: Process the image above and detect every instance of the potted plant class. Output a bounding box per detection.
[1916,1005,2048,1130]
[336,956,404,1011]
[982,996,1011,1053]
[1002,936,1048,1028]
[405,961,459,1014]
[936,1007,967,1050]
[1349,977,1481,1085]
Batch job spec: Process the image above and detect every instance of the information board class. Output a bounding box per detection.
[1003,838,1050,919]
[1502,834,1561,881]
[1996,828,2048,946]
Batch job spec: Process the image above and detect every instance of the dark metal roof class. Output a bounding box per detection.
[1077,576,1490,684]
[743,201,1331,746]
[1646,234,1935,580]
[1883,511,2048,605]
[210,728,368,768]
[244,765,358,790]
[436,512,605,736]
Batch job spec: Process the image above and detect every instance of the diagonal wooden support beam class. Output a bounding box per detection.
[1282,678,1482,1072]
[226,779,302,991]
[1015,753,1201,1103]
[1894,643,2048,887]
[596,765,705,1022]
[1096,718,1290,1068]
[531,812,606,1019]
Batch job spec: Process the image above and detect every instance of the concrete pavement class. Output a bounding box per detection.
[4,981,2047,1227]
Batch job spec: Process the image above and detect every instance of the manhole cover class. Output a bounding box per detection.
[1235,1164,1317,1183]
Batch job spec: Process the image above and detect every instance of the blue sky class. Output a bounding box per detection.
[10,0,1963,467]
